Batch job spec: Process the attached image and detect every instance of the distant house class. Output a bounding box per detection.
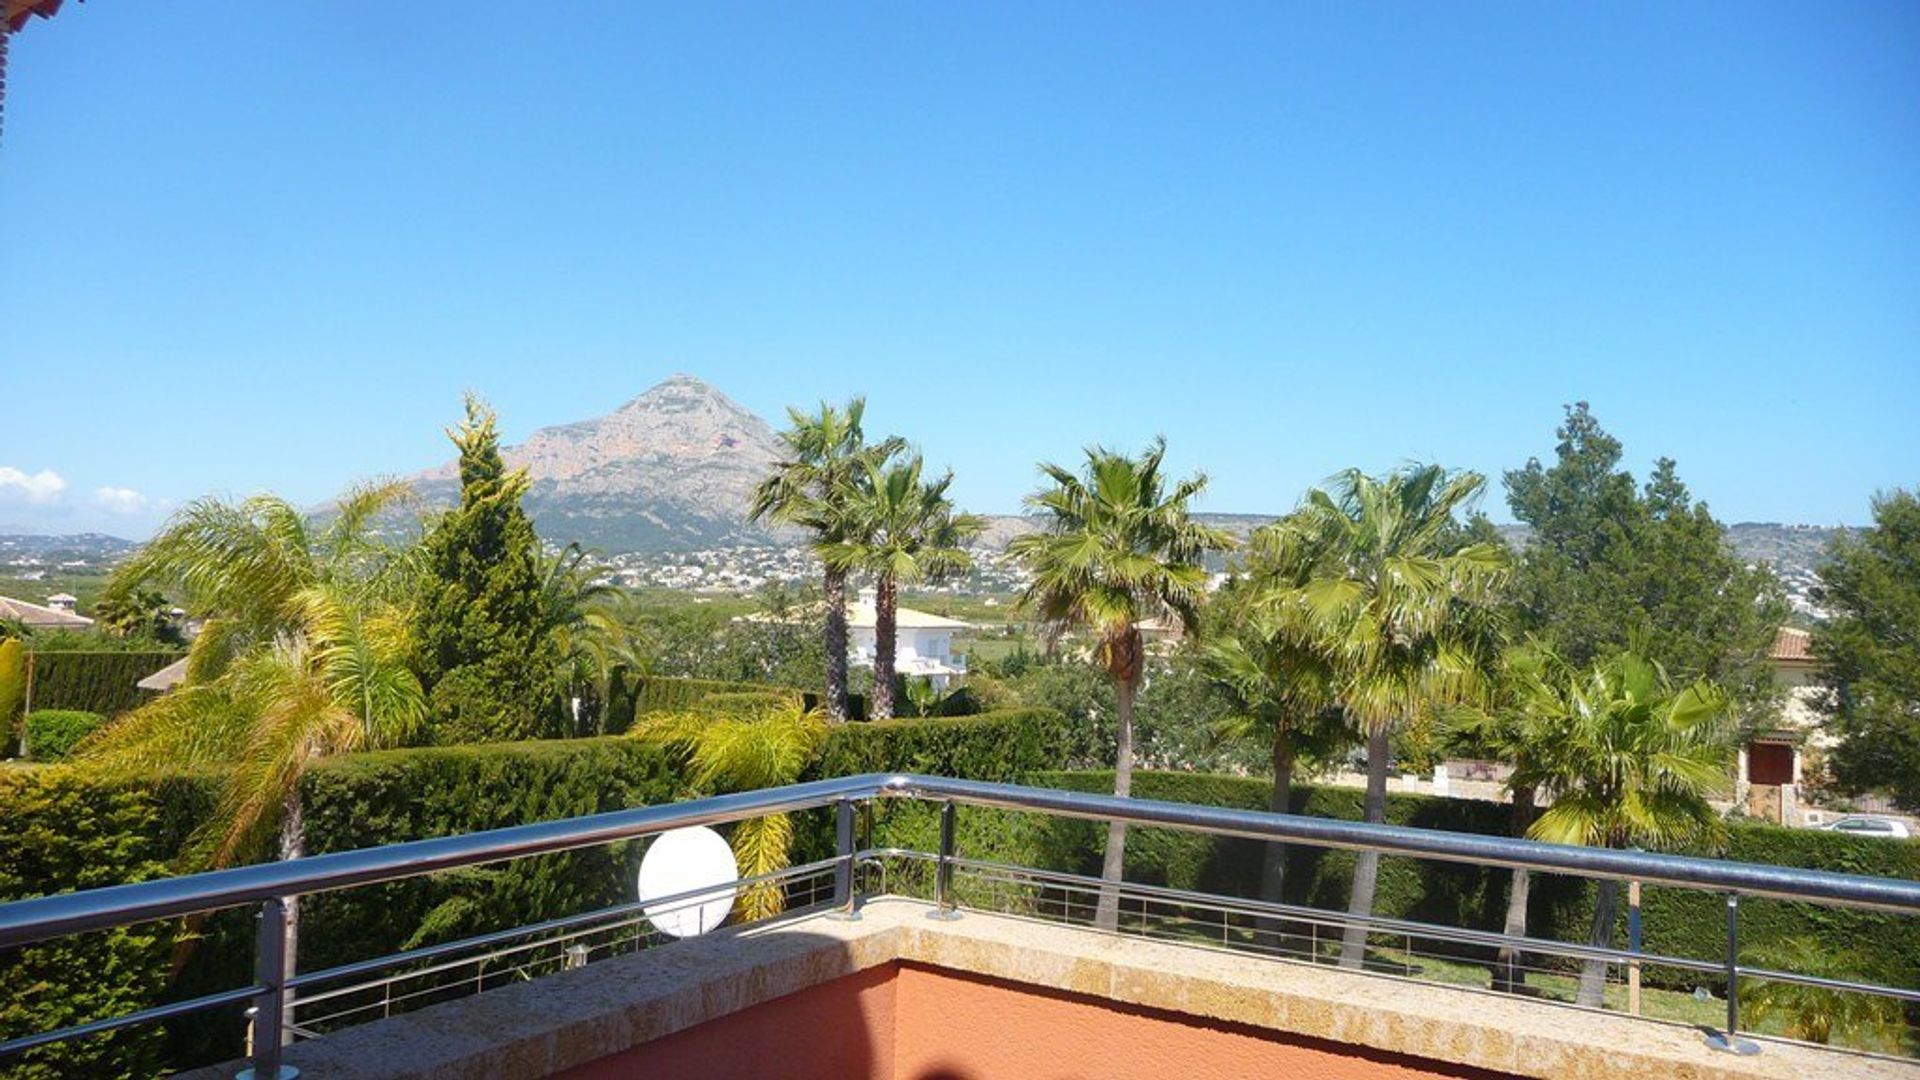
[739,589,974,691]
[846,588,972,691]
[0,593,95,631]
[1736,626,1832,825]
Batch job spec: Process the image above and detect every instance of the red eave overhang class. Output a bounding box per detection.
[6,0,66,33]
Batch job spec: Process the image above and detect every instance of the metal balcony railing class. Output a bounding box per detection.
[4,774,1919,1079]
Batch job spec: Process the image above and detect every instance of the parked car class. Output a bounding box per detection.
[1821,816,1912,840]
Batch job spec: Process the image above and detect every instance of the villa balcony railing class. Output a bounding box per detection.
[4,774,1920,1078]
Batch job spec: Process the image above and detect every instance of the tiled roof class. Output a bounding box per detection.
[1770,626,1814,663]
[0,594,95,629]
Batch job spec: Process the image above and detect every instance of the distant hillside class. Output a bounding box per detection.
[404,375,787,553]
[975,517,1850,582]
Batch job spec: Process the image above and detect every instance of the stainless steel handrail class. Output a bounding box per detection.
[4,772,1919,1074]
[0,774,889,950]
[893,775,1920,914]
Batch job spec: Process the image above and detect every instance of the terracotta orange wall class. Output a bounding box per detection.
[890,963,1513,1080]
[560,961,1516,1080]
[557,963,896,1080]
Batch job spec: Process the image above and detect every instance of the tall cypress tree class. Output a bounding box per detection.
[412,396,563,743]
[1503,403,1786,710]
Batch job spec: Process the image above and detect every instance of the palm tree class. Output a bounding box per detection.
[536,543,636,734]
[636,699,829,920]
[1203,538,1347,920]
[1527,653,1734,1007]
[1443,641,1562,991]
[1738,937,1901,1047]
[1010,439,1234,931]
[825,455,982,720]
[749,399,903,722]
[109,481,419,681]
[75,581,425,1041]
[81,482,427,1036]
[1260,465,1506,969]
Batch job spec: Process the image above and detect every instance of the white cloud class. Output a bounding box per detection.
[92,486,153,515]
[0,466,67,504]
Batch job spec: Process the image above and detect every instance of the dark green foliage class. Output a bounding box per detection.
[19,651,180,718]
[795,707,1071,866]
[809,707,1067,781]
[297,737,684,971]
[410,399,564,743]
[629,599,828,692]
[0,767,224,1080]
[22,710,107,761]
[1504,404,1787,712]
[626,675,806,722]
[1018,771,1920,989]
[1813,489,1920,809]
[699,690,807,715]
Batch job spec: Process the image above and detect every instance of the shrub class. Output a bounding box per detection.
[797,707,1071,865]
[22,710,107,761]
[21,650,182,717]
[0,767,225,1080]
[1020,770,1920,990]
[296,737,686,972]
[699,690,806,715]
[628,675,805,722]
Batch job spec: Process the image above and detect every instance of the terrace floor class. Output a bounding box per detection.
[177,898,1919,1080]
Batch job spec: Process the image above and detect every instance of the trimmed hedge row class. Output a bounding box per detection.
[22,710,107,762]
[633,674,804,716]
[0,706,1071,1077]
[1018,771,1920,990]
[24,651,181,718]
[298,737,686,973]
[0,767,225,1080]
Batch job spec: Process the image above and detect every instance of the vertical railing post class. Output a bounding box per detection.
[1627,879,1643,1016]
[238,897,297,1080]
[830,798,862,920]
[929,799,961,921]
[1704,892,1758,1055]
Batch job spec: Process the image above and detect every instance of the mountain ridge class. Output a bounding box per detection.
[404,374,787,553]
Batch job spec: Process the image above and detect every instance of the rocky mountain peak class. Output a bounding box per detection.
[408,375,787,553]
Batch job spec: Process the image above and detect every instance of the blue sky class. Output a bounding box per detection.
[2,2,1915,537]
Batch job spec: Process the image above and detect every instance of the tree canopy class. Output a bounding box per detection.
[1813,488,1920,809]
[410,397,564,743]
[1503,403,1786,711]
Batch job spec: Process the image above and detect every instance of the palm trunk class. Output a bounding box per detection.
[1339,725,1392,969]
[1577,877,1620,1007]
[276,785,305,1047]
[1494,785,1537,992]
[1093,676,1136,932]
[1255,735,1295,946]
[822,568,850,722]
[871,575,898,721]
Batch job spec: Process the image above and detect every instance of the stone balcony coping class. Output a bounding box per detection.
[176,897,1920,1080]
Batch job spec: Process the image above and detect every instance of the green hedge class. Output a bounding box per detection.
[22,710,108,762]
[24,651,181,718]
[297,737,686,973]
[1019,771,1920,990]
[797,708,1071,866]
[621,675,804,725]
[0,766,227,1080]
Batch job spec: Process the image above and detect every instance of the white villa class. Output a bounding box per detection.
[847,588,971,690]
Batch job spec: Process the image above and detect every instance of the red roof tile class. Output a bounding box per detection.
[1770,626,1814,662]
